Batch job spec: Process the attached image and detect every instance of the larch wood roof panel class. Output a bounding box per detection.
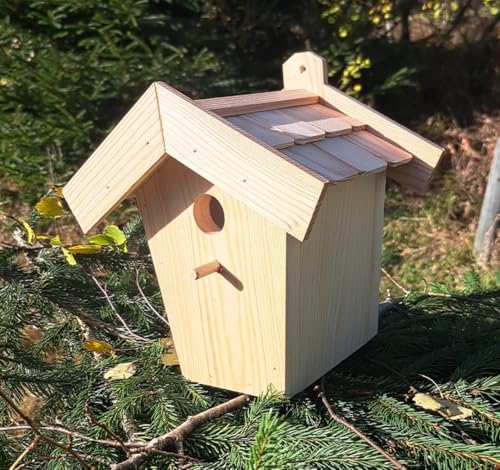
[244,109,326,143]
[343,130,413,167]
[227,115,295,149]
[282,144,360,182]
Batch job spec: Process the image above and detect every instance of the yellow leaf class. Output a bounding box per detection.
[413,392,442,411]
[67,244,102,254]
[104,362,137,380]
[21,221,35,245]
[50,235,62,246]
[61,246,77,265]
[161,349,179,366]
[83,340,116,357]
[35,234,51,241]
[53,186,64,199]
[36,197,63,219]
[413,393,474,420]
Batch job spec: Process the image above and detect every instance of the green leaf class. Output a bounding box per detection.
[103,225,126,245]
[89,234,115,246]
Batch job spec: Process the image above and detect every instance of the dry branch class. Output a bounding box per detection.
[315,379,407,470]
[0,389,91,469]
[111,394,250,470]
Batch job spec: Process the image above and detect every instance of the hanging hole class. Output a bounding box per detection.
[193,194,225,233]
[299,65,306,73]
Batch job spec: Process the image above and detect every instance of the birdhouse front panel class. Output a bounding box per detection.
[63,51,444,397]
[135,158,290,395]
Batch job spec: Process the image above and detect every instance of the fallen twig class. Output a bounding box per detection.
[315,378,407,470]
[111,394,251,470]
[85,404,130,455]
[381,267,409,295]
[92,275,152,343]
[8,436,40,470]
[0,424,140,448]
[0,389,91,469]
[134,264,169,328]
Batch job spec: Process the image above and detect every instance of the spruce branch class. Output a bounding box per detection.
[111,394,251,470]
[133,264,169,328]
[0,388,91,469]
[8,435,40,470]
[91,275,152,344]
[315,379,408,470]
[85,404,130,456]
[0,425,141,449]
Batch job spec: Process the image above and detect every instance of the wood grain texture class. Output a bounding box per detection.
[282,144,360,182]
[136,159,288,395]
[387,158,435,194]
[271,121,325,143]
[63,84,166,233]
[319,86,442,166]
[282,52,444,188]
[314,138,387,174]
[244,109,325,143]
[285,173,386,395]
[155,82,327,241]
[274,104,353,136]
[344,130,413,167]
[282,52,328,94]
[227,115,295,149]
[195,89,318,117]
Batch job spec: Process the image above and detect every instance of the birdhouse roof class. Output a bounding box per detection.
[63,52,444,242]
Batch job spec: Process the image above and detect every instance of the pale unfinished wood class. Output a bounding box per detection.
[308,104,366,130]
[277,105,357,136]
[285,173,386,395]
[63,84,166,233]
[195,89,318,117]
[245,109,325,144]
[136,159,288,395]
[306,118,352,136]
[227,115,295,149]
[192,260,222,280]
[282,144,360,182]
[282,52,444,189]
[344,130,413,167]
[314,138,387,174]
[271,121,325,144]
[155,82,327,241]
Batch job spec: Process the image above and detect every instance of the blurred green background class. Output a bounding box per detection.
[1,0,499,288]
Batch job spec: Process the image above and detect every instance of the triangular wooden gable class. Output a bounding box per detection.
[63,83,326,241]
[64,52,444,241]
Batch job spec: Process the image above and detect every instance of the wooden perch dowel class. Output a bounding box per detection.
[192,260,222,280]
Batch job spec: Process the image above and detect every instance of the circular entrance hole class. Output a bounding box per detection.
[193,194,225,233]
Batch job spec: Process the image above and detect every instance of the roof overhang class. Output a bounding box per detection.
[63,82,326,241]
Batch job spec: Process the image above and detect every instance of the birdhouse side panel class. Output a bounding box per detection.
[136,158,288,395]
[285,172,386,395]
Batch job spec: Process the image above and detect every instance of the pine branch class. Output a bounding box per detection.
[0,388,91,469]
[315,379,408,470]
[111,394,251,470]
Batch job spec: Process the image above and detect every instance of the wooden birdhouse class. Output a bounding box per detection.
[64,52,443,396]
